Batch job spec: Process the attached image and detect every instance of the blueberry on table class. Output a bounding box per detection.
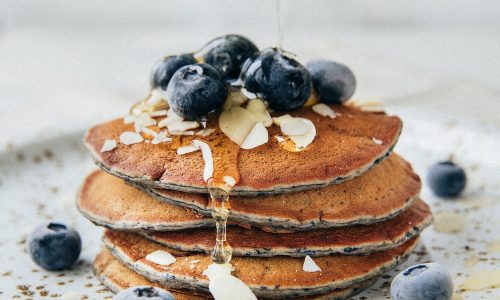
[391,263,453,300]
[427,161,466,198]
[150,54,197,90]
[197,34,258,81]
[241,48,312,111]
[166,63,227,120]
[28,222,81,270]
[114,286,175,300]
[306,59,356,104]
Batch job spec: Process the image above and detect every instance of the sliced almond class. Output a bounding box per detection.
[223,176,236,187]
[240,122,268,149]
[287,119,316,150]
[272,114,292,126]
[145,250,176,266]
[196,128,216,137]
[223,89,248,110]
[280,117,311,136]
[303,255,321,272]
[142,127,158,139]
[219,106,258,145]
[151,131,172,144]
[192,140,213,182]
[372,137,383,145]
[119,132,144,145]
[100,139,117,152]
[149,110,168,117]
[312,103,336,119]
[169,130,194,136]
[167,120,200,132]
[246,99,272,127]
[177,145,200,155]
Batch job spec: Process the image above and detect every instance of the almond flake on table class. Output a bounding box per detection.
[145,250,176,266]
[303,255,322,272]
[100,139,116,152]
[119,131,144,145]
[177,145,200,155]
[196,128,216,137]
[372,137,383,145]
[312,103,336,118]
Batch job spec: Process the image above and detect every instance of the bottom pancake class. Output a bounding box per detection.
[103,230,418,299]
[94,248,378,300]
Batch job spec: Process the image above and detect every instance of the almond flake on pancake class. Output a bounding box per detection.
[275,135,285,143]
[303,255,322,272]
[272,114,292,126]
[141,127,158,138]
[177,145,200,155]
[196,128,216,137]
[192,140,213,182]
[372,137,383,145]
[312,103,336,119]
[170,130,195,136]
[119,131,144,145]
[223,175,236,187]
[280,118,311,136]
[100,139,116,152]
[246,99,273,127]
[203,263,257,300]
[151,131,172,144]
[145,250,176,266]
[240,122,268,149]
[149,110,168,117]
[167,120,200,132]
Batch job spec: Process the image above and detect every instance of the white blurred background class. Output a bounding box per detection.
[1,0,499,144]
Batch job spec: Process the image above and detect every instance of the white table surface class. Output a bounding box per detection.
[1,1,499,299]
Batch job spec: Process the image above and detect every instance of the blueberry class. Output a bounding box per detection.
[241,48,312,111]
[28,222,81,270]
[427,161,466,198]
[391,263,453,300]
[114,286,175,300]
[305,59,356,104]
[166,63,227,120]
[197,34,258,81]
[150,54,197,90]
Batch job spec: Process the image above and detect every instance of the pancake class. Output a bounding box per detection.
[84,104,402,196]
[142,200,431,257]
[94,248,378,300]
[78,170,430,255]
[132,154,421,231]
[77,170,212,231]
[94,248,205,300]
[78,153,420,232]
[103,230,418,299]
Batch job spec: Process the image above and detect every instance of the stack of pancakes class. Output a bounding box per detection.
[79,104,432,299]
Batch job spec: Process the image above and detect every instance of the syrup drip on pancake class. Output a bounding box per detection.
[207,179,233,264]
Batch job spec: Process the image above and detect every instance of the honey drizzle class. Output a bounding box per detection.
[207,180,233,264]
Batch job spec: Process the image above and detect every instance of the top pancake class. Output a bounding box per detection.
[84,104,402,196]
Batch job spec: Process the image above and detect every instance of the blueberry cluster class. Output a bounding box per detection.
[149,34,357,120]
